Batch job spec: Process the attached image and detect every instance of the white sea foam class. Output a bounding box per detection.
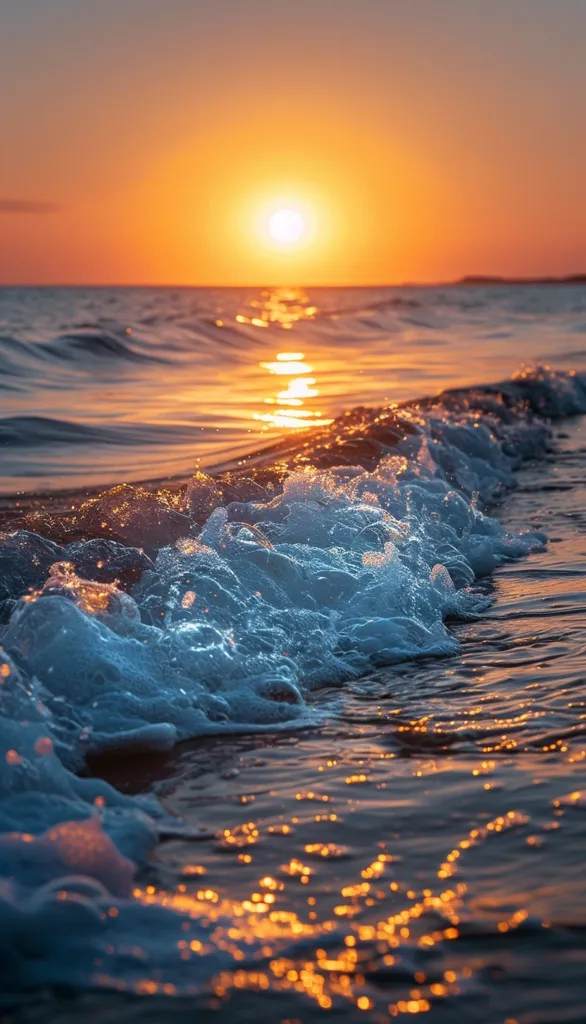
[0,366,584,995]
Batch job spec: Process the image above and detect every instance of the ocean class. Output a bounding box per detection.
[1,284,586,1022]
[2,283,586,494]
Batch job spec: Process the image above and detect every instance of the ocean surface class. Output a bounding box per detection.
[2,284,586,493]
[1,285,586,1023]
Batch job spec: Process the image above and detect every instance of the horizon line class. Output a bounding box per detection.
[1,273,586,290]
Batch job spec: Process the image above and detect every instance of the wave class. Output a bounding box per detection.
[0,415,212,449]
[0,328,169,376]
[48,330,170,364]
[0,365,584,994]
[0,335,44,378]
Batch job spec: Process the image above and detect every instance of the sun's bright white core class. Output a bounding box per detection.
[268,208,305,245]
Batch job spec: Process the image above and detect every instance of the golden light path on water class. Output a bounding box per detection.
[94,682,586,1016]
[126,792,570,1015]
[255,351,333,431]
[227,289,336,431]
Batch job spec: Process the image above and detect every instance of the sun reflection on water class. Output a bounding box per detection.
[244,288,318,329]
[255,350,333,430]
[227,288,318,331]
[225,288,334,431]
[128,804,533,1015]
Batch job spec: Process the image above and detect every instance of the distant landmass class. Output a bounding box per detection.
[457,274,586,286]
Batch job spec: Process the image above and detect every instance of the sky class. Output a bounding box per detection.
[0,0,585,286]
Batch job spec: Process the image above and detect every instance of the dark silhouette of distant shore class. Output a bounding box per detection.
[457,274,586,286]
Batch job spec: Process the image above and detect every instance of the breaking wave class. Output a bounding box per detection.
[1,365,585,994]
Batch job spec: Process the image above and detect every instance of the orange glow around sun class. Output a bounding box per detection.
[230,177,339,282]
[2,3,585,286]
[95,116,402,287]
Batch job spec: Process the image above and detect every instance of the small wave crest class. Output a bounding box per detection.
[49,329,170,364]
[0,415,213,450]
[0,327,169,377]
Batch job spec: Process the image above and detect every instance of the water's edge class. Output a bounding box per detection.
[1,366,586,1013]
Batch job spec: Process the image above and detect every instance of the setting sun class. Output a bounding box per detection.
[268,208,305,246]
[250,194,322,265]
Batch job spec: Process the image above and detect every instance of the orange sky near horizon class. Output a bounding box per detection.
[0,0,585,287]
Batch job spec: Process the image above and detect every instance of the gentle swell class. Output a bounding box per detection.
[0,328,170,371]
[0,416,212,449]
[48,330,170,363]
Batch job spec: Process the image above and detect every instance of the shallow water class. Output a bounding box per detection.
[100,416,586,1022]
[2,286,586,1023]
[2,283,586,493]
[7,418,586,1023]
